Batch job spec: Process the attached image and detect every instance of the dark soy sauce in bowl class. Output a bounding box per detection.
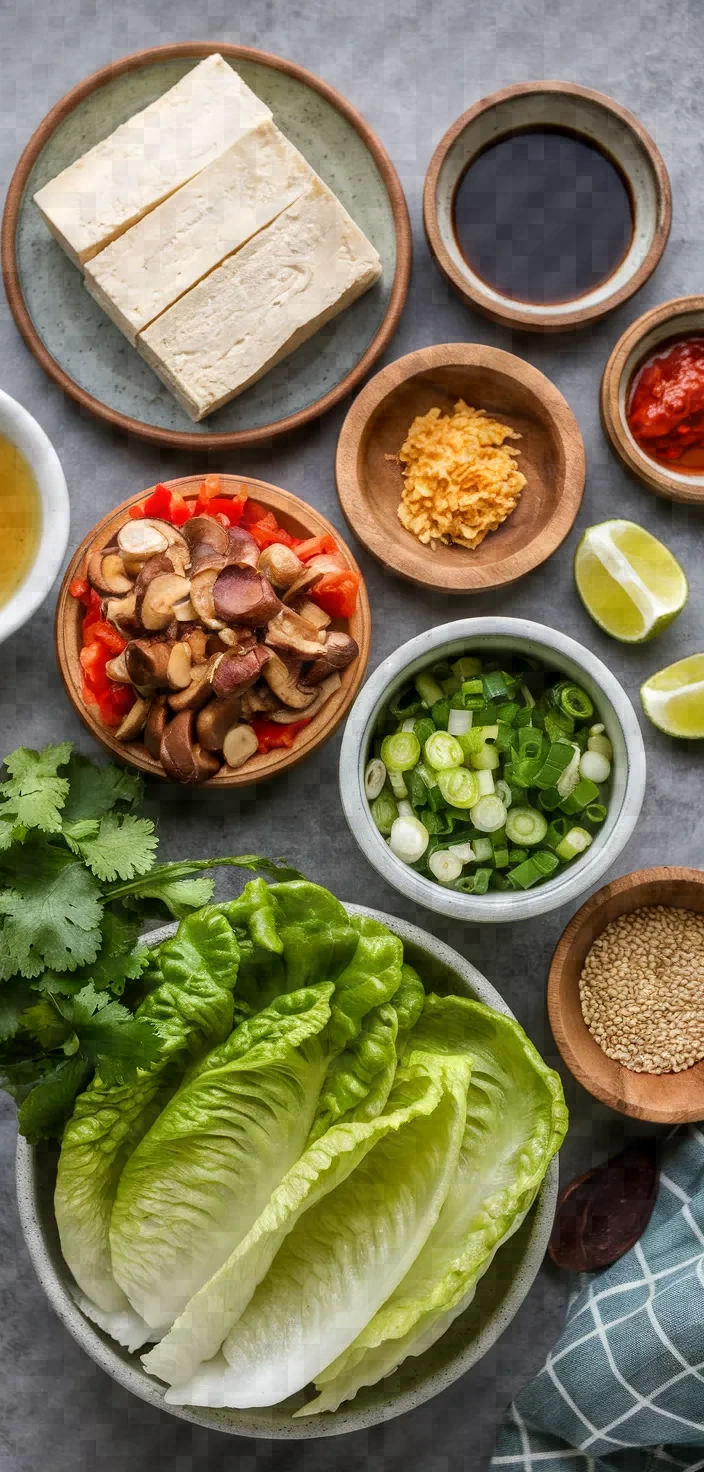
[453,127,634,305]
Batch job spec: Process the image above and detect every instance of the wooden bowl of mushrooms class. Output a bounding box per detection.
[55,474,371,785]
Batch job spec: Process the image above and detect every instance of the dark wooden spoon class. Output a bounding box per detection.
[548,1139,658,1272]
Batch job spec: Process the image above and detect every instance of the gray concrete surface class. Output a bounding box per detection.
[1,0,703,1467]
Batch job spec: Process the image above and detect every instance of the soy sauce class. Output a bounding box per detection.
[452,127,634,305]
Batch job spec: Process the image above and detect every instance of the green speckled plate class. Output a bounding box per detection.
[2,43,411,448]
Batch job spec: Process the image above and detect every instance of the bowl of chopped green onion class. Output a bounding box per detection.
[339,618,646,921]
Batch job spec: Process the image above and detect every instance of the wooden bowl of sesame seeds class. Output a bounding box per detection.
[548,867,704,1123]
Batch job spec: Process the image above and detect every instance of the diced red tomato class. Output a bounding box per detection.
[90,620,127,655]
[69,577,90,603]
[128,501,146,520]
[250,717,311,753]
[168,491,192,526]
[295,534,339,562]
[80,641,112,696]
[310,570,361,620]
[81,589,103,640]
[81,677,99,707]
[247,521,295,551]
[201,496,247,526]
[97,683,135,727]
[240,499,272,527]
[142,484,174,520]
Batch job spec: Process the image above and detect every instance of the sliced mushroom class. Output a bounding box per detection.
[104,651,131,683]
[114,695,152,742]
[140,574,192,632]
[211,644,271,698]
[172,596,197,622]
[270,671,341,722]
[147,520,191,558]
[265,607,326,658]
[180,626,209,663]
[196,693,244,751]
[183,515,230,558]
[103,591,140,635]
[290,597,331,630]
[222,724,260,771]
[283,552,347,604]
[117,519,169,574]
[303,631,359,685]
[144,694,168,760]
[124,638,173,690]
[190,568,226,630]
[167,655,221,713]
[167,642,193,690]
[241,683,282,718]
[205,626,251,655]
[226,526,260,569]
[87,547,134,596]
[212,566,282,627]
[258,543,304,590]
[262,651,317,710]
[133,553,174,617]
[160,711,221,784]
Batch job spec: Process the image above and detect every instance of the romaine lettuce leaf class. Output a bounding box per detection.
[54,908,242,1316]
[109,984,333,1331]
[301,995,567,1415]
[306,1002,398,1146]
[164,1052,471,1408]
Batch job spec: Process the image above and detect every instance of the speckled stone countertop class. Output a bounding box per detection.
[1,1,703,1468]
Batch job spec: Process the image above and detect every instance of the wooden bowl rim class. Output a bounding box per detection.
[548,866,704,1122]
[54,473,371,786]
[600,295,704,505]
[335,341,586,591]
[423,80,672,334]
[1,41,412,450]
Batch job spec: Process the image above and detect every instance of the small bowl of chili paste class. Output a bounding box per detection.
[601,295,704,504]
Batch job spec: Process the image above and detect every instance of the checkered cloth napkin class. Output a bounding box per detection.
[490,1125,704,1472]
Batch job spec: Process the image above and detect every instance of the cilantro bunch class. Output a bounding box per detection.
[0,742,297,1141]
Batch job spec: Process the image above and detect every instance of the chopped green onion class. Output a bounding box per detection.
[491,827,509,868]
[518,726,543,760]
[417,761,438,789]
[559,778,600,816]
[544,708,575,742]
[538,787,562,812]
[437,766,479,810]
[389,815,430,864]
[495,721,514,753]
[456,867,492,894]
[428,849,464,884]
[381,731,421,772]
[456,727,485,759]
[489,871,512,891]
[406,767,430,810]
[544,816,570,849]
[495,778,513,808]
[533,739,577,790]
[496,701,520,726]
[505,807,548,846]
[452,656,482,678]
[424,731,464,771]
[469,743,501,772]
[507,851,560,888]
[470,795,507,832]
[448,708,473,736]
[396,799,413,817]
[585,802,607,825]
[511,756,543,788]
[555,826,593,861]
[587,733,613,760]
[520,682,536,709]
[364,758,386,800]
[482,670,511,701]
[413,716,436,748]
[461,678,484,696]
[557,683,594,721]
[415,671,445,707]
[370,793,398,834]
[448,840,475,862]
[471,836,494,862]
[507,847,529,865]
[556,745,581,798]
[388,769,408,800]
[431,698,451,729]
[579,750,611,784]
[589,722,605,737]
[475,768,496,797]
[440,675,463,695]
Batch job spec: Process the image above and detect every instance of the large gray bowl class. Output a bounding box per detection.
[15,905,559,1438]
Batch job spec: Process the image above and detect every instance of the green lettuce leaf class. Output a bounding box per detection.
[390,962,426,1051]
[306,1002,399,1146]
[109,983,334,1331]
[164,1051,470,1408]
[54,908,242,1318]
[302,995,567,1415]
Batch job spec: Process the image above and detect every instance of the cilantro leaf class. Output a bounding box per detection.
[17,1057,93,1142]
[0,843,104,978]
[56,983,162,1085]
[0,742,73,834]
[71,813,158,882]
[61,755,143,824]
[103,854,305,916]
[0,978,37,1040]
[19,996,71,1049]
[34,911,149,998]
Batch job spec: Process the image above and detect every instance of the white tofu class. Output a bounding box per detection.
[83,122,313,343]
[137,178,382,421]
[33,56,271,265]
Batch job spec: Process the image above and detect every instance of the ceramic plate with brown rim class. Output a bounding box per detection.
[548,867,704,1124]
[601,296,704,504]
[423,82,671,333]
[2,43,410,450]
[55,474,371,786]
[335,343,586,592]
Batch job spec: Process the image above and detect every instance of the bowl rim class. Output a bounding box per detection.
[14,905,559,1438]
[600,295,704,504]
[423,80,672,333]
[54,473,371,786]
[1,41,412,451]
[0,389,70,645]
[547,865,704,1122]
[339,617,646,922]
[334,341,586,591]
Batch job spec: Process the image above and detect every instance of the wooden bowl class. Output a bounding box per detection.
[601,296,704,504]
[548,867,704,1123]
[335,343,585,592]
[423,82,671,333]
[55,474,371,786]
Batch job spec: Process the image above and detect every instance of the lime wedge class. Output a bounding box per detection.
[641,655,704,738]
[574,520,687,642]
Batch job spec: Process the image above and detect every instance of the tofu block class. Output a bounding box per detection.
[83,122,313,343]
[33,55,271,265]
[137,179,383,421]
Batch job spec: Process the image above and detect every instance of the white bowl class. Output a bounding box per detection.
[339,618,646,922]
[15,906,558,1439]
[0,390,69,644]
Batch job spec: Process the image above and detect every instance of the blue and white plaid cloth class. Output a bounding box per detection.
[490,1125,704,1472]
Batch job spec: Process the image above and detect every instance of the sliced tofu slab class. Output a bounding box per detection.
[33,56,271,265]
[84,122,313,343]
[137,178,383,422]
